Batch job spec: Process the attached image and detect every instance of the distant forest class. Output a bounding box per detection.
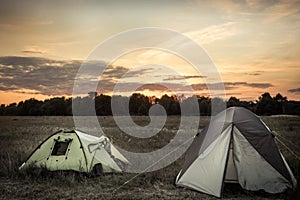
[1,92,300,116]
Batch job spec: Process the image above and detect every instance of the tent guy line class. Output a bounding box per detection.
[112,134,196,194]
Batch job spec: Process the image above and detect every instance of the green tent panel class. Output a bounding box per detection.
[19,130,129,173]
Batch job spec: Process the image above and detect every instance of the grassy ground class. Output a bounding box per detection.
[0,116,299,199]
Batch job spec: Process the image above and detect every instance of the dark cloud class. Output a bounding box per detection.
[224,82,273,89]
[189,82,273,91]
[102,65,128,79]
[0,57,124,96]
[122,68,155,78]
[0,56,80,95]
[288,88,300,93]
[246,83,273,88]
[163,75,206,81]
[137,83,183,92]
[22,50,44,54]
[0,56,275,97]
[0,56,156,96]
[246,73,261,76]
[105,81,273,94]
[110,82,184,93]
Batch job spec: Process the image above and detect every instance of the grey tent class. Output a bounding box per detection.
[176,107,297,197]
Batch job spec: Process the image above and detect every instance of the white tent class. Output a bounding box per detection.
[19,130,129,173]
[176,107,297,197]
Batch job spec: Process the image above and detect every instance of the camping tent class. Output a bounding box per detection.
[176,107,297,197]
[19,130,129,173]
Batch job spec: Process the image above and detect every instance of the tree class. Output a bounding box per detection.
[0,92,299,116]
[17,98,43,115]
[159,94,179,115]
[42,97,67,115]
[255,92,276,115]
[88,91,97,99]
[5,103,17,115]
[95,94,112,115]
[273,93,287,114]
[129,93,151,115]
[0,104,5,115]
[198,96,210,116]
[227,96,240,107]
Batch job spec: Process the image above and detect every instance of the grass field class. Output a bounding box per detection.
[0,116,299,199]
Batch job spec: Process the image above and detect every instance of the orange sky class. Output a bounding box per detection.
[0,0,299,105]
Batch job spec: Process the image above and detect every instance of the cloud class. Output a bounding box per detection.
[263,0,300,23]
[184,22,238,44]
[22,46,46,54]
[246,83,273,88]
[0,57,79,96]
[123,68,155,78]
[163,75,206,81]
[0,56,275,98]
[288,88,300,93]
[22,50,44,54]
[110,81,273,94]
[189,82,273,91]
[246,72,263,76]
[0,56,156,96]
[225,82,273,89]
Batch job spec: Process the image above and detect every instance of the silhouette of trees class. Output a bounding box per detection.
[129,93,151,115]
[227,96,253,112]
[95,94,112,115]
[17,98,43,115]
[159,95,180,115]
[255,92,276,115]
[197,96,210,116]
[42,97,68,115]
[0,92,299,116]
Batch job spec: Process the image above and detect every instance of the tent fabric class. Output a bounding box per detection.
[233,126,291,193]
[176,124,232,197]
[19,130,129,173]
[224,142,238,183]
[176,107,297,197]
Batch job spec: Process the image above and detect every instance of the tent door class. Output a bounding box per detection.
[225,141,238,183]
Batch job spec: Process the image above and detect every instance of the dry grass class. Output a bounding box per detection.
[0,116,299,199]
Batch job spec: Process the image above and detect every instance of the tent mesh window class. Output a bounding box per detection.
[51,141,69,156]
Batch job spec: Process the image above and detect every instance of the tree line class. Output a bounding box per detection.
[0,92,299,116]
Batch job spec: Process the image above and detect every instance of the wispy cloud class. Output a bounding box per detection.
[190,82,273,91]
[245,72,262,76]
[288,88,300,93]
[163,75,206,81]
[184,22,238,44]
[22,46,46,54]
[263,0,300,23]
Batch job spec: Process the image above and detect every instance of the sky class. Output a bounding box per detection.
[0,0,299,104]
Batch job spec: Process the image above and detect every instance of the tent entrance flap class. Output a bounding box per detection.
[224,142,238,183]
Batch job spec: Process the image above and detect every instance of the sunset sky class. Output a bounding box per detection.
[0,0,299,105]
